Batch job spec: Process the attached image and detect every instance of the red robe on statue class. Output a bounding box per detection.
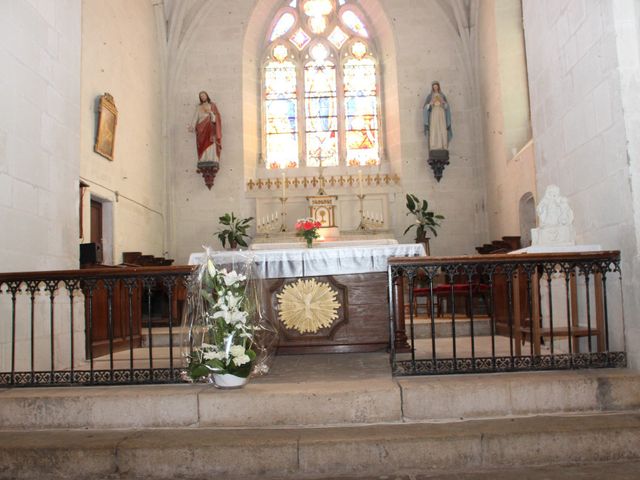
[196,102,222,161]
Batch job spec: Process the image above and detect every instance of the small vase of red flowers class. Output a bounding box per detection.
[295,218,322,248]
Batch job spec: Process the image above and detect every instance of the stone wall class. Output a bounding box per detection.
[612,0,640,368]
[168,0,487,263]
[478,0,535,243]
[523,0,639,364]
[80,0,166,265]
[0,0,81,272]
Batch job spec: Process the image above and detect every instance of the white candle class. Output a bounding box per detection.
[282,172,286,198]
[358,170,363,196]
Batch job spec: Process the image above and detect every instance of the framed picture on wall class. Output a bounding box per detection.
[94,92,118,161]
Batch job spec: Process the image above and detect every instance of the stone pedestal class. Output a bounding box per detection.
[531,225,576,246]
[427,149,450,182]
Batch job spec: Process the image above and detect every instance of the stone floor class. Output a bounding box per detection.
[308,460,640,479]
[75,336,556,374]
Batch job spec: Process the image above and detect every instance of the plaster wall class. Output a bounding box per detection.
[523,0,639,365]
[0,0,81,272]
[169,0,487,263]
[612,0,640,369]
[381,0,487,256]
[80,0,165,264]
[478,0,535,242]
[168,1,256,263]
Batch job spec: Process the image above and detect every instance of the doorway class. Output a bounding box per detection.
[519,192,536,248]
[89,196,113,265]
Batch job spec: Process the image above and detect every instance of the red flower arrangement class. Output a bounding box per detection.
[295,218,322,248]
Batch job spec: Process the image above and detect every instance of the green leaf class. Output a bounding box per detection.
[406,194,415,212]
[403,224,416,235]
[189,365,210,379]
[237,237,248,247]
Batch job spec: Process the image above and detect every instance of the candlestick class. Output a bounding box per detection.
[358,170,363,197]
[282,172,286,198]
[356,193,368,231]
[279,197,288,232]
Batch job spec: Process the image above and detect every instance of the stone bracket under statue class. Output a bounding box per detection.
[428,149,449,182]
[197,161,219,190]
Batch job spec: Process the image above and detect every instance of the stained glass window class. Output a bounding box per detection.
[327,26,348,49]
[342,10,368,37]
[290,28,311,50]
[270,13,296,41]
[303,0,332,17]
[265,55,299,169]
[304,45,338,166]
[344,50,379,166]
[263,1,381,169]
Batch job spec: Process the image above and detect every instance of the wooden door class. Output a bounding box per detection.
[90,199,103,254]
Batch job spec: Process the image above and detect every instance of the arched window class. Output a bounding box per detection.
[263,0,381,170]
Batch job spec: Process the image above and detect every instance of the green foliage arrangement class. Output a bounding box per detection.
[215,212,253,249]
[403,193,444,240]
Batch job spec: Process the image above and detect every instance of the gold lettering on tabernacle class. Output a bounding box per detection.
[312,199,333,205]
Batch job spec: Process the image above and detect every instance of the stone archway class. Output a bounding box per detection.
[519,192,536,247]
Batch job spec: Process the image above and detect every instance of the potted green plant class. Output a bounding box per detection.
[215,212,253,249]
[403,193,444,253]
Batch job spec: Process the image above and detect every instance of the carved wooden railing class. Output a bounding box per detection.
[0,266,195,387]
[388,251,627,376]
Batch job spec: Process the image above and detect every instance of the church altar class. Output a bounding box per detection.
[189,241,425,354]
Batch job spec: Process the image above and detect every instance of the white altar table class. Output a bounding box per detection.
[188,243,425,278]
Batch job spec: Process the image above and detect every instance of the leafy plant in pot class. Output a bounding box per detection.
[404,193,444,253]
[215,212,253,249]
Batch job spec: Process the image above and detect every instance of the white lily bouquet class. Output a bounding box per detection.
[185,256,258,383]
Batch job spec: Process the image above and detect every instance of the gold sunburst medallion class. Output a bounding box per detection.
[277,278,340,334]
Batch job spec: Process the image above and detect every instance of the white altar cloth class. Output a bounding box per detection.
[249,238,398,250]
[188,243,425,279]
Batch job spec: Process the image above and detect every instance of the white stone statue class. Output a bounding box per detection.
[531,185,576,246]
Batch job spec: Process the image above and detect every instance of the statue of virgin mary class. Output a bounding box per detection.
[422,81,452,152]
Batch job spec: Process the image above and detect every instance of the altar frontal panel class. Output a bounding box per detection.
[267,273,389,354]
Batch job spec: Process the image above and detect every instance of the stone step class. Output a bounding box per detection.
[1,412,639,479]
[1,369,639,430]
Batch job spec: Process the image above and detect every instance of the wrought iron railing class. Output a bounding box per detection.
[0,266,195,387]
[387,251,627,376]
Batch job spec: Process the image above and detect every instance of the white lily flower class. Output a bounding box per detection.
[203,350,226,361]
[233,354,251,366]
[223,270,246,286]
[212,309,232,323]
[228,310,248,324]
[207,259,217,277]
[225,293,240,309]
[229,345,245,357]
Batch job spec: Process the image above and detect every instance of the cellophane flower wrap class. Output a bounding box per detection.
[295,218,322,242]
[181,249,277,381]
